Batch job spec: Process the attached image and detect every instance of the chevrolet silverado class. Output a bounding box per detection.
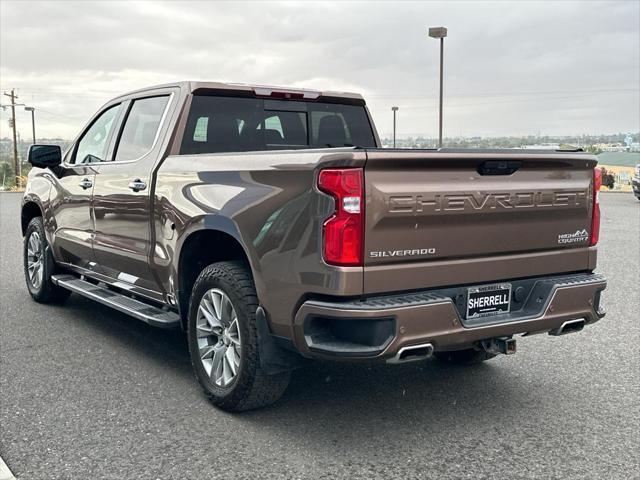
[22,81,607,411]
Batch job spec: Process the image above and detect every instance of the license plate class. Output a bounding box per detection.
[466,283,512,319]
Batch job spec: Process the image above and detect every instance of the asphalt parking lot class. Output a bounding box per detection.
[0,191,638,480]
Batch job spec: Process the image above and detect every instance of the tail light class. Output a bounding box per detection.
[590,167,602,246]
[318,168,364,266]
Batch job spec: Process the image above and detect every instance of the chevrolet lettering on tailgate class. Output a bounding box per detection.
[388,190,589,214]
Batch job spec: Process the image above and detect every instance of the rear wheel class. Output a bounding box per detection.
[434,348,496,365]
[187,261,290,412]
[23,217,70,304]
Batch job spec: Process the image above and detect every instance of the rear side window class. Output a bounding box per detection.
[180,96,375,154]
[115,95,170,161]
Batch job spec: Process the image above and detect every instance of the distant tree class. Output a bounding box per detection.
[0,162,14,188]
[585,145,603,155]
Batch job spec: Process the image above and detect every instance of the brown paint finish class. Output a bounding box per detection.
[153,149,367,336]
[363,247,595,294]
[22,81,606,362]
[46,165,98,271]
[362,151,598,295]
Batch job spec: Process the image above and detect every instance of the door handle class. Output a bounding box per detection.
[78,178,93,190]
[128,179,147,192]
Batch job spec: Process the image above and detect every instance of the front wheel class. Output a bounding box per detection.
[187,261,290,412]
[434,348,496,365]
[23,217,70,304]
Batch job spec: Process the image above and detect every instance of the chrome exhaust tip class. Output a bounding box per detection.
[387,343,434,364]
[549,318,586,336]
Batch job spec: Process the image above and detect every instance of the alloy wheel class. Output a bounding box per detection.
[26,231,44,290]
[196,288,242,387]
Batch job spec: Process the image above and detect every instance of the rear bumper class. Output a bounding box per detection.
[292,272,607,361]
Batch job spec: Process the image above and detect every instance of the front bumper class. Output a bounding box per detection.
[293,273,607,361]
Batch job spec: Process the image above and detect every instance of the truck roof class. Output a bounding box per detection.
[115,80,366,104]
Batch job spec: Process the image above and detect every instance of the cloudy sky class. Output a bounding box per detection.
[1,0,638,140]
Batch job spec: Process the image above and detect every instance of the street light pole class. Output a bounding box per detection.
[24,106,36,144]
[428,26,447,148]
[438,37,443,148]
[391,106,399,148]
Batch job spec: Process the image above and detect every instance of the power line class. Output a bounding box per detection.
[367,89,639,110]
[35,108,87,120]
[366,87,639,99]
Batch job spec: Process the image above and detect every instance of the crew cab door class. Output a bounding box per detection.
[50,103,123,272]
[91,92,175,300]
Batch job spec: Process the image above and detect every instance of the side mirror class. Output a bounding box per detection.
[28,145,62,169]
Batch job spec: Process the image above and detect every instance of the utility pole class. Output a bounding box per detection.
[3,89,20,187]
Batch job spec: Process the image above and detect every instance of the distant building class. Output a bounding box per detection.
[521,144,560,150]
[624,134,633,147]
[595,142,630,152]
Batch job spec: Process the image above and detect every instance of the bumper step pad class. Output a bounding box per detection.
[295,272,607,358]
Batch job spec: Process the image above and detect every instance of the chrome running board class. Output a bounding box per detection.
[51,274,180,329]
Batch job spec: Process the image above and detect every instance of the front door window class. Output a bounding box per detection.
[73,104,122,164]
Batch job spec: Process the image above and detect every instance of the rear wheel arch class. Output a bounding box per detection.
[177,228,257,328]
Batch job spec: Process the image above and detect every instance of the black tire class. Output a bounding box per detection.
[434,348,496,365]
[187,261,290,412]
[23,217,71,304]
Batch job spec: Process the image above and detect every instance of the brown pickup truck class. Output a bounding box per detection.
[22,81,607,411]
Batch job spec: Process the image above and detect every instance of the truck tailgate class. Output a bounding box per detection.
[363,150,597,293]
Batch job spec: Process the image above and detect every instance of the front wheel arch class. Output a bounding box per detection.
[21,201,43,236]
[23,216,70,304]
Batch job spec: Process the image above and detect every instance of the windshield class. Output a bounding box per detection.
[180,95,376,154]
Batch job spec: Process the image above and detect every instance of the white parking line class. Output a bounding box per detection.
[0,456,16,480]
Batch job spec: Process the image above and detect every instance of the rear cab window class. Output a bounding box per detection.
[180,95,376,154]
